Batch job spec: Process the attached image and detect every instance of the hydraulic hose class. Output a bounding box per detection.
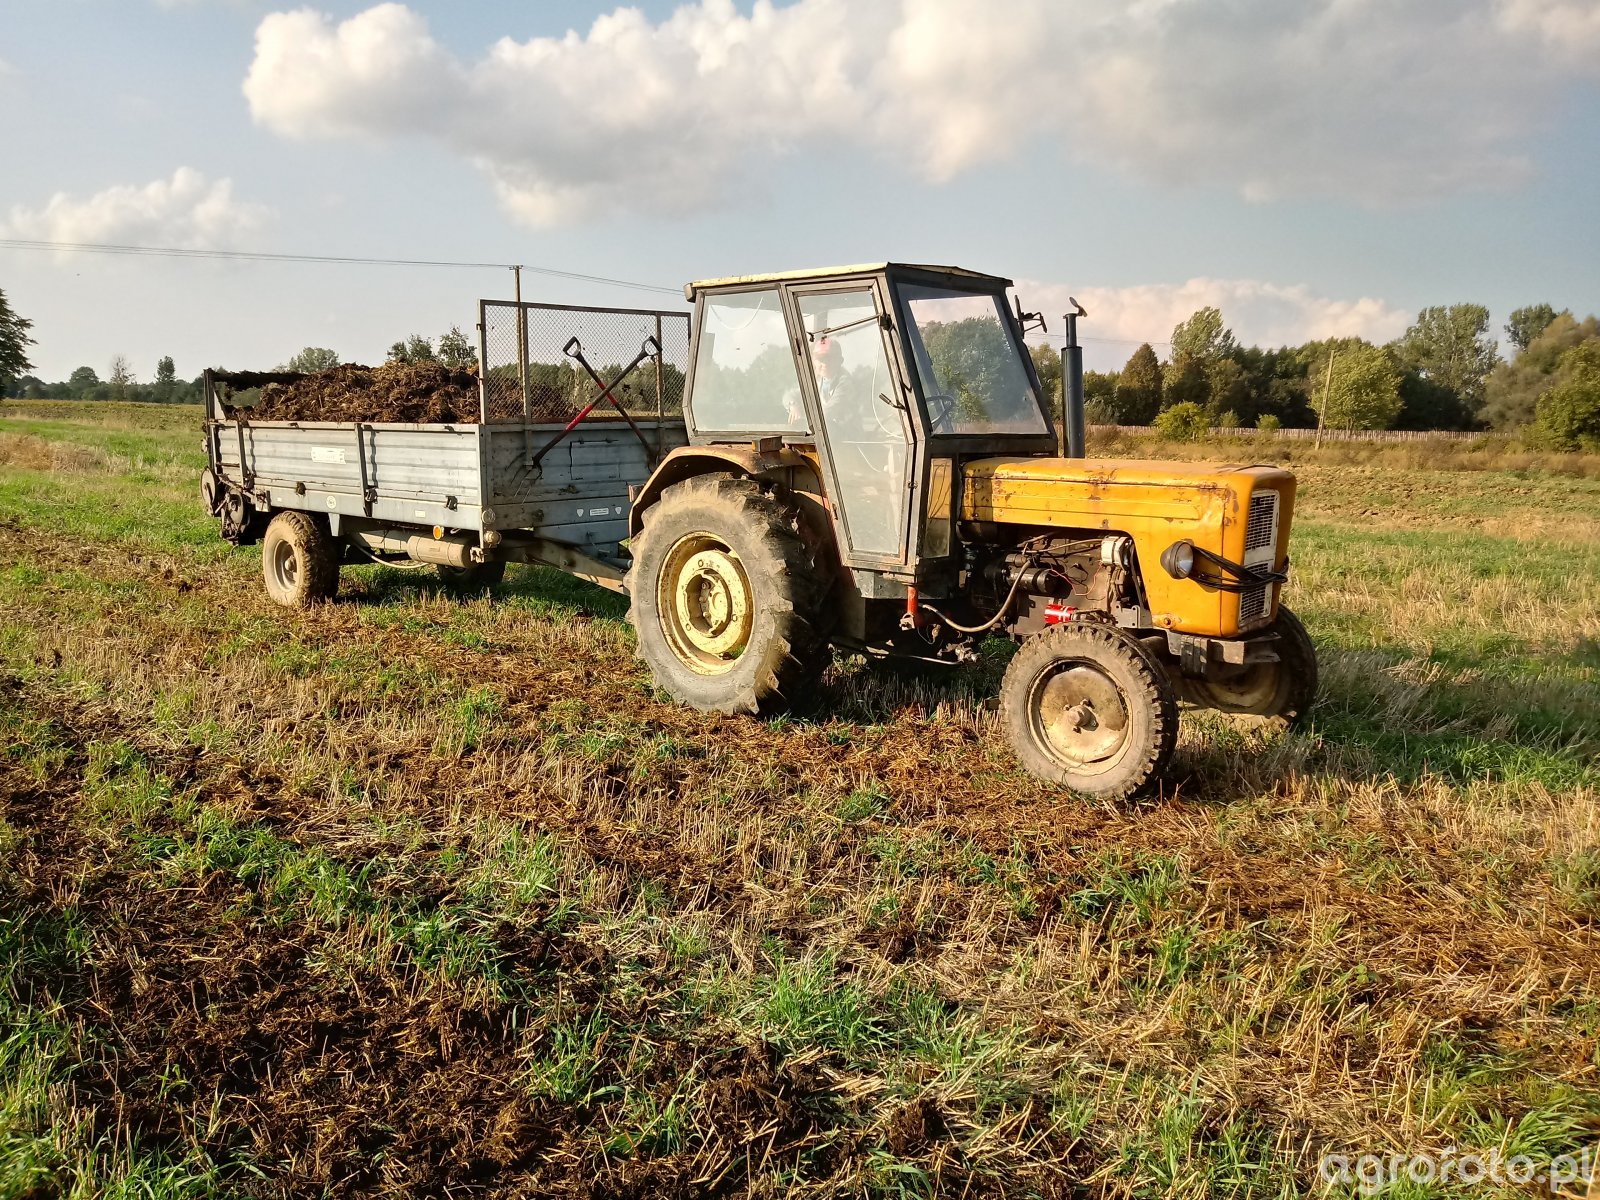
[918,569,1028,635]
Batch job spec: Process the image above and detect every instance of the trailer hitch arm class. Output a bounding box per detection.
[529,336,662,469]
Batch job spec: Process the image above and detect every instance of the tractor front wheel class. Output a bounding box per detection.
[1186,605,1317,727]
[627,475,831,714]
[1000,623,1178,798]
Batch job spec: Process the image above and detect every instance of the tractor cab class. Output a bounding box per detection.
[678,264,1058,580]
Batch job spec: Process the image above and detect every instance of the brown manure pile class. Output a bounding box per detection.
[229,361,483,425]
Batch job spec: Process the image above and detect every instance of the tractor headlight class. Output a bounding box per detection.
[1161,539,1197,579]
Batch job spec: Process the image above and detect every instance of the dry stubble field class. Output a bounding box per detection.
[1,402,1598,1199]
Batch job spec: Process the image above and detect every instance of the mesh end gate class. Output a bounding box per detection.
[477,298,691,427]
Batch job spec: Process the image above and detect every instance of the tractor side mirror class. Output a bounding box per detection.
[1015,295,1047,337]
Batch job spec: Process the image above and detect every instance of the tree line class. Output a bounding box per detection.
[3,285,1597,450]
[0,294,484,405]
[1028,301,1600,450]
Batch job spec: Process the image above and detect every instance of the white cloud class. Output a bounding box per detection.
[244,0,1594,226]
[1018,278,1410,356]
[1496,0,1600,64]
[1,168,271,248]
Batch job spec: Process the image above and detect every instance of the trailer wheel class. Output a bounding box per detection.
[1187,605,1317,727]
[1000,623,1178,799]
[628,475,830,715]
[435,560,507,593]
[261,511,340,607]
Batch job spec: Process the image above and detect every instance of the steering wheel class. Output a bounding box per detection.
[925,392,958,433]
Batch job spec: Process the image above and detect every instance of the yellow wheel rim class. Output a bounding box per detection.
[658,533,754,675]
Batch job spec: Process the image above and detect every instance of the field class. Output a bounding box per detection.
[1,401,1598,1199]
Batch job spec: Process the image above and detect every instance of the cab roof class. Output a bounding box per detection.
[684,262,1012,301]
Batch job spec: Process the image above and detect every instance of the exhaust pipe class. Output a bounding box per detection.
[1061,298,1087,459]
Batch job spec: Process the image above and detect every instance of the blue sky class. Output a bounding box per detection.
[1,0,1597,381]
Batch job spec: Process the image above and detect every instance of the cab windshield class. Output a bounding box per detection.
[897,284,1050,436]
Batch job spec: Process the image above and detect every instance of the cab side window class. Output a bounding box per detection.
[690,289,809,434]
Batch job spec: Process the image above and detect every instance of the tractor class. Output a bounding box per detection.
[626,263,1315,797]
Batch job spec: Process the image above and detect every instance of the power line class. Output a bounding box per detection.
[0,237,683,297]
[1033,329,1172,348]
[3,237,1186,341]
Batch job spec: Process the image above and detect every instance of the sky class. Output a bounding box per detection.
[1,0,1597,381]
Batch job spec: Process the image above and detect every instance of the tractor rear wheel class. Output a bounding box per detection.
[1000,623,1178,799]
[1186,605,1317,727]
[261,511,340,607]
[627,475,831,714]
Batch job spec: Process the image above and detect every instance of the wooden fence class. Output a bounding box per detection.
[1090,425,1483,444]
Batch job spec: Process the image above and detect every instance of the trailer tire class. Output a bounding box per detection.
[435,560,507,593]
[1187,605,1317,727]
[261,511,340,607]
[628,475,831,715]
[1000,623,1178,799]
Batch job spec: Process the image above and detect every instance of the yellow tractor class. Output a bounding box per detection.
[627,264,1315,798]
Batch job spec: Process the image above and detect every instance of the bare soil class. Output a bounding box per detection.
[0,683,850,1199]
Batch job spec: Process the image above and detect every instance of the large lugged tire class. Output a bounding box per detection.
[261,511,340,607]
[1187,605,1317,728]
[1000,623,1179,798]
[627,475,831,714]
[435,560,507,593]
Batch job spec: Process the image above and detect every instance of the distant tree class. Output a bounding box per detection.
[152,356,177,402]
[920,318,1020,423]
[1533,342,1600,451]
[1205,357,1252,422]
[1029,342,1062,410]
[1392,304,1498,424]
[1481,312,1599,429]
[1506,304,1559,355]
[436,325,478,370]
[1082,370,1118,423]
[1169,306,1237,364]
[1113,343,1163,424]
[1234,345,1316,428]
[1154,401,1210,441]
[68,366,100,394]
[388,334,437,365]
[1256,413,1281,433]
[1162,355,1210,410]
[1162,307,1237,416]
[7,374,44,399]
[281,346,341,373]
[1395,371,1474,431]
[1312,340,1403,431]
[107,354,134,400]
[0,288,36,392]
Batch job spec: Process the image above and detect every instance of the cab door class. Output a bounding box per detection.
[786,283,916,567]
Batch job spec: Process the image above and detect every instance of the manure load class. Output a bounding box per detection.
[220,361,487,425]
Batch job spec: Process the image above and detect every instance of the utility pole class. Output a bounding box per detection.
[514,264,530,420]
[1314,349,1336,448]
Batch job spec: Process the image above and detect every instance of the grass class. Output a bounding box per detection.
[1,399,1598,1197]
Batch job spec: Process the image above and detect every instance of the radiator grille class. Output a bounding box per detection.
[1244,490,1279,554]
[1238,489,1280,628]
[1238,584,1269,625]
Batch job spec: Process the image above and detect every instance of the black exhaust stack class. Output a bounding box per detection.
[1061,298,1087,459]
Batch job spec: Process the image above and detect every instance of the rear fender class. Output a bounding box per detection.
[627,444,822,539]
